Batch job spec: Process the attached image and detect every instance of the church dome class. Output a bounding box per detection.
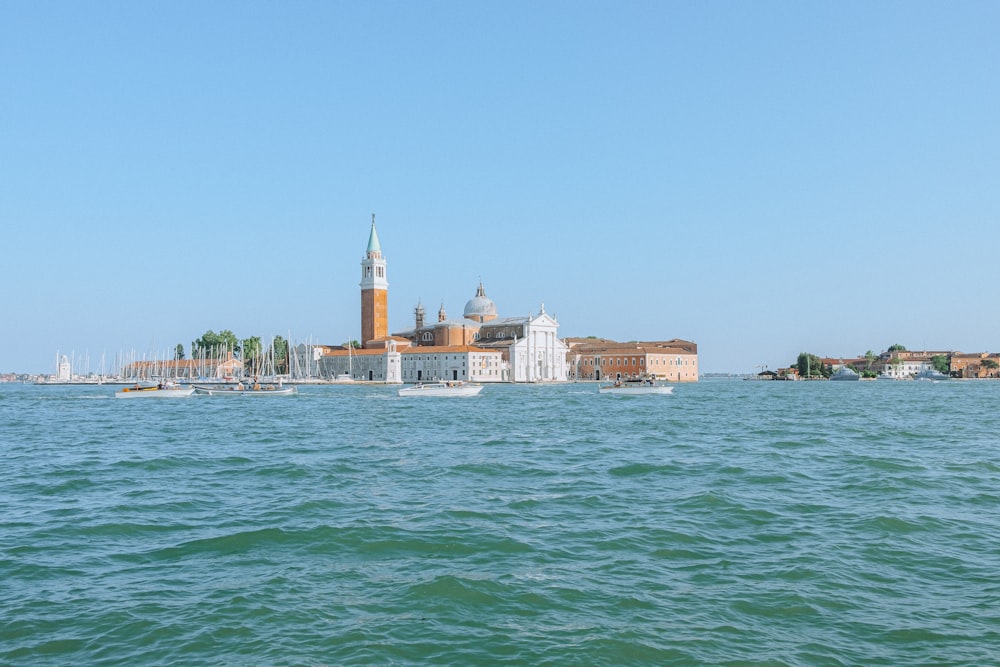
[464,282,497,322]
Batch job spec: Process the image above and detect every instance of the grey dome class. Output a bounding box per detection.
[464,282,497,320]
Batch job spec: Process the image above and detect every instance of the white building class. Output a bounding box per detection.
[57,354,71,382]
[298,340,403,383]
[474,305,569,382]
[400,345,505,383]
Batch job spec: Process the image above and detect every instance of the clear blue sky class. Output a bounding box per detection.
[2,2,998,375]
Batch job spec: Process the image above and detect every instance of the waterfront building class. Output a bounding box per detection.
[565,338,699,382]
[122,354,243,381]
[383,240,566,381]
[873,349,951,379]
[950,352,1000,379]
[471,306,568,382]
[308,339,402,383]
[57,355,71,382]
[394,284,567,382]
[400,344,504,383]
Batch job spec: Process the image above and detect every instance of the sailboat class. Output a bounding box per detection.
[334,341,354,383]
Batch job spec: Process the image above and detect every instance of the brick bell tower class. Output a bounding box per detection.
[360,214,388,346]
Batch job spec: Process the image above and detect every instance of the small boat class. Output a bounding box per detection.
[398,381,483,397]
[598,378,674,395]
[115,382,195,399]
[830,366,861,381]
[193,382,297,396]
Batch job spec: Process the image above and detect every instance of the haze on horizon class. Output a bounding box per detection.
[2,2,998,376]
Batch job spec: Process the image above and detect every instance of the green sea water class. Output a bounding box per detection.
[2,380,998,666]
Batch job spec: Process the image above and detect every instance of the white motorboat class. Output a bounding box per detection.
[398,381,483,397]
[115,382,195,399]
[598,378,674,395]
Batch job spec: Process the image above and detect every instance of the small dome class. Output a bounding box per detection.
[464,282,497,322]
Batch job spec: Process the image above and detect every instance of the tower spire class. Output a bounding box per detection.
[366,213,382,257]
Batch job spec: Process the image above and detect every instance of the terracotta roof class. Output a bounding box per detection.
[320,348,388,357]
[401,345,500,354]
[567,338,697,354]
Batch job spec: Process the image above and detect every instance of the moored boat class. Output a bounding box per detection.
[193,382,297,396]
[598,378,674,395]
[830,366,861,381]
[914,368,950,382]
[115,382,195,398]
[398,381,483,397]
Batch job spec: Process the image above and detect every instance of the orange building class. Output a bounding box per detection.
[950,352,1000,379]
[566,338,699,382]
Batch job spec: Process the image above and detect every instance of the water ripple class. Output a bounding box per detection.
[2,381,1000,665]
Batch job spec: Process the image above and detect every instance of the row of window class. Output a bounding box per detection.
[420,331,520,342]
[581,356,693,367]
[404,355,500,362]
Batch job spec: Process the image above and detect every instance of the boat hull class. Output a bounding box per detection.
[598,385,674,395]
[194,386,296,396]
[398,382,483,397]
[193,385,297,396]
[115,387,195,398]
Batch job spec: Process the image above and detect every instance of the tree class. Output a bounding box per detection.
[887,343,907,352]
[174,344,185,360]
[931,355,950,374]
[271,335,289,374]
[984,359,999,370]
[193,330,240,358]
[863,350,878,372]
[795,352,828,378]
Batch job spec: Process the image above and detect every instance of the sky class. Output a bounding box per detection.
[2,2,998,375]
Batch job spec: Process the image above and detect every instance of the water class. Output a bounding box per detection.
[2,380,998,666]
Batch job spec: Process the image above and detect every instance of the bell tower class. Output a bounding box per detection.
[360,214,388,346]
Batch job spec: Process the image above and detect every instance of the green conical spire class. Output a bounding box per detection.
[367,213,381,255]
